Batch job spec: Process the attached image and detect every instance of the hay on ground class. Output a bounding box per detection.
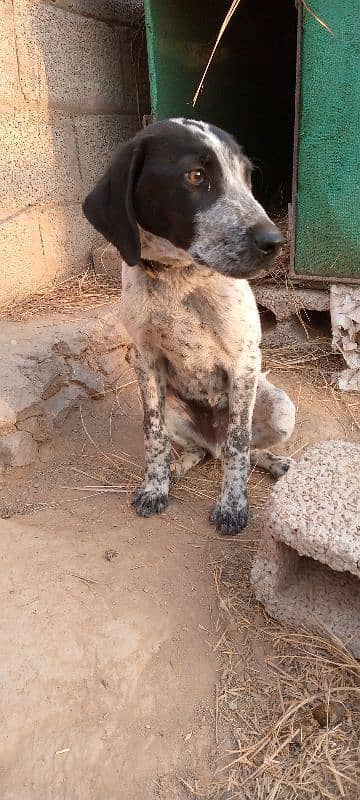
[0,270,122,321]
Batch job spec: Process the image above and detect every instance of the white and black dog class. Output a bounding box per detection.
[83,119,295,535]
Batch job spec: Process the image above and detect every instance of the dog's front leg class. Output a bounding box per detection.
[131,349,171,517]
[210,349,261,535]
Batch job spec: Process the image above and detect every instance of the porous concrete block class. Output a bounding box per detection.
[14,1,135,113]
[0,109,81,208]
[254,286,329,322]
[74,114,138,193]
[0,430,38,466]
[49,0,144,25]
[92,242,123,280]
[0,0,20,104]
[259,319,308,348]
[118,30,138,115]
[37,203,102,278]
[251,441,360,656]
[0,208,48,306]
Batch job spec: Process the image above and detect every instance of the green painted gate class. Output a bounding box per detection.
[294,0,360,279]
[144,0,360,281]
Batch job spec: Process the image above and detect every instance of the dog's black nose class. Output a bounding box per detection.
[249,220,284,255]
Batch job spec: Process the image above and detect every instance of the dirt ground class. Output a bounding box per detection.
[1,338,359,799]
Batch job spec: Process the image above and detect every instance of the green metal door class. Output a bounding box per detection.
[294,0,360,280]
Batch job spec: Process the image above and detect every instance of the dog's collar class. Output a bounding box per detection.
[139,258,170,278]
[139,258,194,279]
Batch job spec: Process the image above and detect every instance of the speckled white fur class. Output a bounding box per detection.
[120,119,295,534]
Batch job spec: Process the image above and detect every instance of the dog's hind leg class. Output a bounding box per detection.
[251,373,295,477]
[250,448,293,477]
[165,391,209,478]
[171,447,207,478]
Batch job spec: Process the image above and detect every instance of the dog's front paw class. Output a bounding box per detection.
[132,485,169,517]
[210,497,249,536]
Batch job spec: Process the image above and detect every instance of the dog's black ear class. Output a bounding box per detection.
[82,138,144,266]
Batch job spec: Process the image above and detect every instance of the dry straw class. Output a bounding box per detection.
[0,270,122,321]
[198,550,360,800]
[62,339,359,799]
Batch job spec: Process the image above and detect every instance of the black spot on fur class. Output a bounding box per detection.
[132,488,169,516]
[209,496,249,535]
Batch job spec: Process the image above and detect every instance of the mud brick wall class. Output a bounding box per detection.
[0,0,148,306]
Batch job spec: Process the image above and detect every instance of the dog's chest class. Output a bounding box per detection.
[122,266,260,403]
[150,293,231,403]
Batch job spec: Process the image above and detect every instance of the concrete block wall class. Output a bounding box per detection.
[0,0,148,306]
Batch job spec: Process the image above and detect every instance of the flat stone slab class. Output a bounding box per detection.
[254,286,330,322]
[251,440,360,656]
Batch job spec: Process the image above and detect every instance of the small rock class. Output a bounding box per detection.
[16,401,43,421]
[44,385,87,429]
[17,414,54,442]
[24,355,66,400]
[0,376,43,423]
[68,360,105,397]
[105,549,118,561]
[96,349,124,385]
[43,374,68,401]
[38,440,56,462]
[0,430,38,467]
[0,398,17,433]
[312,701,346,728]
[292,710,319,744]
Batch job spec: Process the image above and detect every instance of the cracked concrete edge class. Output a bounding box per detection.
[253,285,330,322]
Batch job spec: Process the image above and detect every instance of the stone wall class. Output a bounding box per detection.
[0,0,148,306]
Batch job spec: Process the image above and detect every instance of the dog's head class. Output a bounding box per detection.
[83,118,283,278]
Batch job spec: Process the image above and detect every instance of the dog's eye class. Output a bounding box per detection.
[185,169,207,186]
